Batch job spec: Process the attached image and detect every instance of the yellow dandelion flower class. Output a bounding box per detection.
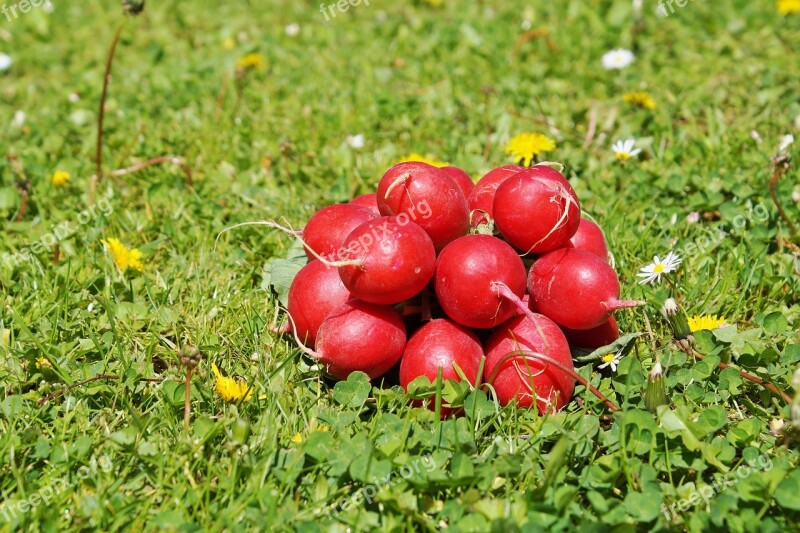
[291,433,303,444]
[236,53,267,71]
[623,91,656,110]
[101,238,144,273]
[401,152,449,168]
[223,37,236,50]
[504,133,556,167]
[50,170,71,187]
[35,357,52,370]
[687,315,728,333]
[778,0,800,15]
[211,363,253,403]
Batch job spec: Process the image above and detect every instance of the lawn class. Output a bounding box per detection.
[1,0,800,531]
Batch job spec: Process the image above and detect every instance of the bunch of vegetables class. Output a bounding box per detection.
[281,162,641,414]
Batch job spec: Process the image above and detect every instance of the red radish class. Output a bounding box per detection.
[441,166,475,197]
[434,235,526,329]
[515,165,577,203]
[493,172,581,254]
[484,314,575,412]
[561,316,620,350]
[399,319,483,389]
[303,203,377,261]
[467,165,524,226]
[570,219,609,261]
[528,248,643,330]
[349,193,381,216]
[338,216,436,305]
[306,300,406,380]
[287,260,353,347]
[377,162,469,251]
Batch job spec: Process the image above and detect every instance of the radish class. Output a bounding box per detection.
[399,319,483,389]
[484,313,575,412]
[515,164,577,202]
[434,235,526,329]
[300,299,407,380]
[303,203,377,261]
[467,165,524,227]
[338,216,436,305]
[349,193,381,216]
[441,166,475,197]
[528,248,643,330]
[287,260,353,348]
[561,316,620,350]
[377,162,469,251]
[569,218,609,261]
[493,171,581,254]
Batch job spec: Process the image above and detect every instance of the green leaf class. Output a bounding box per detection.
[332,372,371,408]
[260,240,307,307]
[762,312,787,335]
[774,470,800,510]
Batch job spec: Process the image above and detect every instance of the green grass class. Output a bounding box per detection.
[1,0,800,531]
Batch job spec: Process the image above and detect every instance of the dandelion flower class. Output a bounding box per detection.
[504,133,556,167]
[0,53,11,72]
[612,139,641,162]
[602,49,634,70]
[50,170,71,187]
[687,315,728,333]
[35,357,52,370]
[347,134,365,149]
[211,363,253,403]
[101,238,144,273]
[778,0,800,15]
[291,433,303,444]
[779,134,794,153]
[637,251,682,285]
[285,23,300,37]
[236,53,267,71]
[401,152,449,168]
[598,353,621,372]
[623,91,656,110]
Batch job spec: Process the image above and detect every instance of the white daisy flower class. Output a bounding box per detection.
[601,48,634,70]
[0,53,12,72]
[779,134,794,153]
[346,134,365,149]
[285,23,300,37]
[598,353,621,372]
[612,139,641,161]
[11,110,25,128]
[686,211,700,223]
[637,251,682,285]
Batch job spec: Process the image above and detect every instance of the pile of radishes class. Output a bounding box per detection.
[282,162,641,415]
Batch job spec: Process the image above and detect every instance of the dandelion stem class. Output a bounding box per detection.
[183,367,192,432]
[94,22,126,198]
